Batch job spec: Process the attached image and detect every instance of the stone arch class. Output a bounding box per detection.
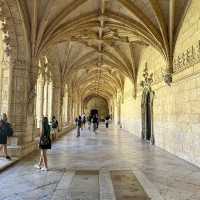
[83,95,109,120]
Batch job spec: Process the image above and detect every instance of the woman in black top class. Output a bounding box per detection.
[0,113,12,160]
[35,117,51,171]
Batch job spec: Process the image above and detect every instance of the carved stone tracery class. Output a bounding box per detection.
[173,40,200,73]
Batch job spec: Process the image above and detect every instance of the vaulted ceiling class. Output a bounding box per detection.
[2,0,191,101]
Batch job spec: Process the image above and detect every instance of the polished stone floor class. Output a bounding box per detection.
[0,125,200,200]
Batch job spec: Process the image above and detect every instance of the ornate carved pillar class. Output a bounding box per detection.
[52,84,59,119]
[52,83,63,128]
[47,81,53,120]
[67,94,71,123]
[67,92,73,124]
[8,59,27,144]
[36,77,45,128]
[8,58,38,146]
[43,80,49,117]
[26,59,39,141]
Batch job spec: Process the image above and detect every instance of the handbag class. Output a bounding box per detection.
[39,134,51,149]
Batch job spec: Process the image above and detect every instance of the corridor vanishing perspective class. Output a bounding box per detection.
[1,126,200,200]
[1,0,200,199]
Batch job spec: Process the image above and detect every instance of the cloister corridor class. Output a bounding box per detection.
[1,125,200,200]
[1,0,200,199]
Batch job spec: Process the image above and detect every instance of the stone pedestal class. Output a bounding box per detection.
[0,136,38,157]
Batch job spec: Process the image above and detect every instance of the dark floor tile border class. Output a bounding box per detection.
[75,170,99,175]
[111,170,151,200]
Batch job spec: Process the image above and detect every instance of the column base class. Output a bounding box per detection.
[0,137,38,157]
[8,142,38,157]
[0,125,75,157]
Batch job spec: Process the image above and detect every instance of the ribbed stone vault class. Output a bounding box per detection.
[0,0,191,104]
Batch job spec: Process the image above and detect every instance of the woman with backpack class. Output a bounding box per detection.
[35,117,51,171]
[105,116,110,128]
[0,113,13,160]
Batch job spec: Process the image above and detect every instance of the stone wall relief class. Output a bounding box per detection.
[137,41,200,87]
[173,40,200,73]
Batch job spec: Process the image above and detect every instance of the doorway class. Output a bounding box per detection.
[141,89,154,144]
[90,109,98,117]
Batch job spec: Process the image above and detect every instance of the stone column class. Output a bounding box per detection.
[37,78,45,128]
[52,82,61,125]
[43,80,49,117]
[47,81,53,120]
[67,93,72,124]
[62,89,68,125]
[8,59,38,156]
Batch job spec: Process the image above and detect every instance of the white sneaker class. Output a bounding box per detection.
[34,164,41,169]
[41,167,48,171]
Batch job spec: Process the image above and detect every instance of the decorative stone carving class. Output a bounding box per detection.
[162,69,172,86]
[140,63,153,89]
[173,40,200,73]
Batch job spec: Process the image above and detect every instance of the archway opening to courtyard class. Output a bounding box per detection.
[84,96,109,121]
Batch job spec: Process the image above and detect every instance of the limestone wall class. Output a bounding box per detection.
[121,78,141,137]
[122,60,200,167]
[121,0,200,167]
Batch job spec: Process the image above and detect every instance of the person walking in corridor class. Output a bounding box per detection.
[92,114,98,133]
[96,114,99,129]
[88,115,92,131]
[35,117,51,171]
[105,116,110,128]
[82,115,86,128]
[0,113,13,160]
[77,116,82,137]
[51,116,58,141]
[75,117,78,127]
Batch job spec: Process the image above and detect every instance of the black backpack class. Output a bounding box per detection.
[52,120,58,129]
[5,123,13,137]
